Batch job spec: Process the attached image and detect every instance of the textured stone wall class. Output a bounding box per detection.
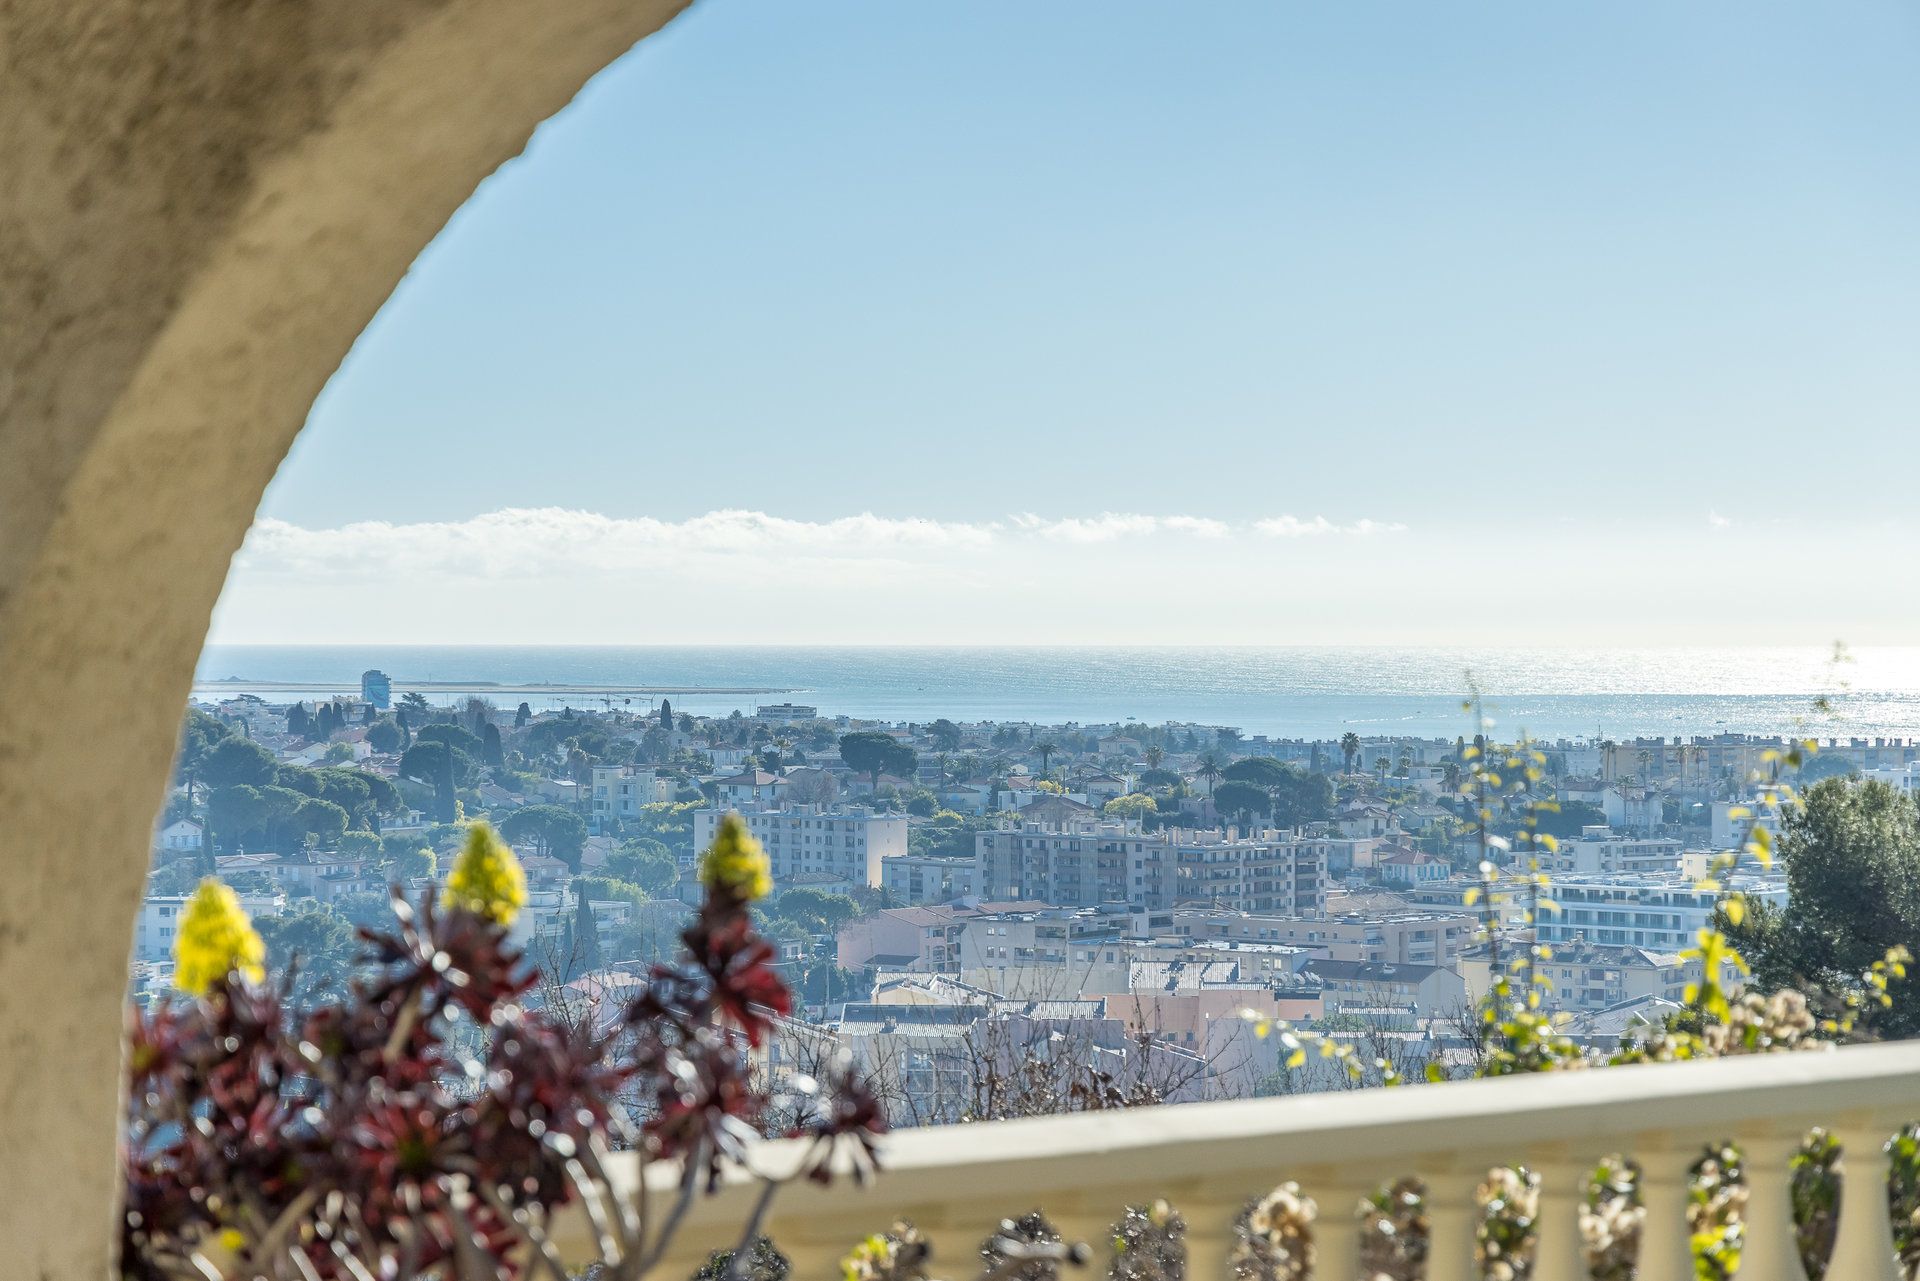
[0,3,689,1274]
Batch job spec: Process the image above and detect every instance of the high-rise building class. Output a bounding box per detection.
[360,669,392,710]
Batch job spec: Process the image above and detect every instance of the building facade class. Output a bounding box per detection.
[881,853,978,905]
[974,819,1324,915]
[1538,874,1788,952]
[696,804,907,889]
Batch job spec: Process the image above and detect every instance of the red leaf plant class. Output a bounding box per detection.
[122,817,885,1281]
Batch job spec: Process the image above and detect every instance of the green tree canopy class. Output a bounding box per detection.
[1735,778,1920,1038]
[608,839,679,894]
[365,717,402,754]
[254,906,360,1003]
[1222,756,1291,787]
[775,887,858,933]
[200,736,278,790]
[388,846,436,882]
[416,722,483,758]
[1212,780,1272,824]
[498,804,590,869]
[838,731,915,788]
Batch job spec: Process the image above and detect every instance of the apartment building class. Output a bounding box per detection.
[836,901,1001,973]
[1301,958,1466,1020]
[695,804,907,889]
[1545,826,1686,877]
[973,819,1324,915]
[753,703,819,722]
[961,929,1315,1002]
[880,853,977,905]
[1459,938,1694,1014]
[135,889,286,964]
[1537,873,1788,952]
[1169,906,1476,968]
[589,765,677,827]
[1863,762,1920,798]
[1710,800,1786,851]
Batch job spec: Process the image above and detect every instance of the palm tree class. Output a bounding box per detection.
[1196,751,1223,796]
[1340,732,1361,777]
[1144,745,1166,770]
[1035,740,1058,778]
[1373,755,1390,780]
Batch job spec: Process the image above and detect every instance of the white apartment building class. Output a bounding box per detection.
[973,820,1324,915]
[590,765,677,827]
[1545,826,1686,877]
[695,804,907,889]
[135,889,285,965]
[1863,762,1920,799]
[1168,906,1476,968]
[1460,938,1695,1014]
[754,703,819,722]
[880,853,977,905]
[1537,873,1788,952]
[1710,800,1786,851]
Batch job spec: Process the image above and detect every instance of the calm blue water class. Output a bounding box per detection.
[193,646,1920,741]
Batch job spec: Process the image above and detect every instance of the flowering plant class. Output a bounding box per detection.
[122,816,884,1280]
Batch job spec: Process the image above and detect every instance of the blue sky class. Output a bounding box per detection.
[216,1,1920,645]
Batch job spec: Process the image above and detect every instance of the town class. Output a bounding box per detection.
[140,669,1920,1118]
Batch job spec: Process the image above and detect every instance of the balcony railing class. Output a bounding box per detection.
[597,1040,1920,1281]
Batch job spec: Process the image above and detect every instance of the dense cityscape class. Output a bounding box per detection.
[142,668,1920,1120]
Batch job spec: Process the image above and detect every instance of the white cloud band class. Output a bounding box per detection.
[236,507,1404,579]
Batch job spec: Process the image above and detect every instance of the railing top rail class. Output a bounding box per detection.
[609,1040,1920,1244]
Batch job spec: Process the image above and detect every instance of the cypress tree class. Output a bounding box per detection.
[573,892,601,972]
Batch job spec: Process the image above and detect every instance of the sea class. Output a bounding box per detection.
[192,646,1920,743]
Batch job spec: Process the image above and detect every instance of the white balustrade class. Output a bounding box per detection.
[1418,1159,1487,1281]
[577,1041,1920,1281]
[1738,1130,1811,1281]
[1826,1121,1904,1281]
[1531,1150,1597,1281]
[1633,1140,1699,1281]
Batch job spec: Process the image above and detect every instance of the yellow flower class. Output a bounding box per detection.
[174,878,266,996]
[701,813,773,902]
[444,822,526,925]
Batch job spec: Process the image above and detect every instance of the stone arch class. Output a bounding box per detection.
[0,4,689,1274]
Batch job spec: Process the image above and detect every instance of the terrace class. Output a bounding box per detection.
[4,7,1917,1279]
[606,1041,1920,1281]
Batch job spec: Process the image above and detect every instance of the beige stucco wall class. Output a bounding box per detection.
[0,4,689,1274]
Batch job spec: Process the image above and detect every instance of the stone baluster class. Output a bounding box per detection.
[1633,1138,1702,1281]
[1530,1151,1595,1281]
[1734,1129,1810,1281]
[1305,1172,1370,1281]
[1419,1162,1489,1281]
[1041,1191,1143,1281]
[1178,1194,1249,1281]
[906,1210,994,1281]
[1825,1123,1902,1281]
